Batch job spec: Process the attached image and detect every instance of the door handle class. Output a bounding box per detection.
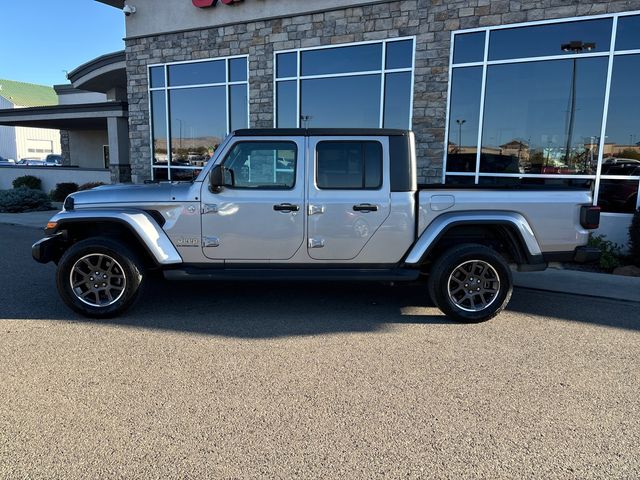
[273,203,300,212]
[353,203,378,212]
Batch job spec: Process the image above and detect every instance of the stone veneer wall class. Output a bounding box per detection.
[125,0,640,184]
[60,130,71,166]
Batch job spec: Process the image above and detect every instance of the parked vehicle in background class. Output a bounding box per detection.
[17,158,46,166]
[0,156,16,166]
[44,154,63,166]
[32,129,601,322]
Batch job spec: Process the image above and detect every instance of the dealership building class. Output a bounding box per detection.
[90,0,640,245]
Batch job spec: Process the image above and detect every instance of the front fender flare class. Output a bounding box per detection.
[48,209,183,266]
[404,211,543,265]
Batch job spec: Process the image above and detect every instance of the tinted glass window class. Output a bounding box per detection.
[229,84,248,131]
[276,81,297,128]
[603,55,640,175]
[446,66,482,173]
[615,15,640,51]
[445,175,476,185]
[301,44,382,76]
[453,32,486,64]
[598,179,639,213]
[480,58,608,175]
[316,141,382,190]
[386,40,413,69]
[151,91,168,166]
[276,52,297,78]
[223,142,296,189]
[229,57,247,82]
[149,66,165,88]
[301,75,381,128]
[169,87,227,166]
[488,19,612,60]
[168,60,225,87]
[478,177,593,188]
[383,72,412,129]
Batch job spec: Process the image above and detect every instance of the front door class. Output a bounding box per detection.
[307,137,391,260]
[201,138,305,260]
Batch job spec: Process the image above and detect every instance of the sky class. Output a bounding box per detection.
[0,0,125,87]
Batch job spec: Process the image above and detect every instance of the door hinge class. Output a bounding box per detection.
[203,236,220,248]
[202,204,219,214]
[308,204,325,215]
[308,238,325,249]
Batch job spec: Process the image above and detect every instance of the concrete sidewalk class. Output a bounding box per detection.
[0,210,57,229]
[513,267,640,303]
[2,211,638,303]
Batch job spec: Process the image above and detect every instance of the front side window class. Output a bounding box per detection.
[148,55,249,181]
[222,142,297,190]
[316,141,382,190]
[275,38,415,129]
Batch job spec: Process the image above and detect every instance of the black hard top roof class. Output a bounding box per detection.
[233,128,410,137]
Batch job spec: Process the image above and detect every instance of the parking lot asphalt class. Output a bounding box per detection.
[0,224,639,479]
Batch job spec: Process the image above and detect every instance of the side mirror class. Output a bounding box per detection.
[209,165,224,193]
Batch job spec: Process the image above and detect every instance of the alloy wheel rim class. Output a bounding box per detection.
[447,259,501,312]
[69,254,127,307]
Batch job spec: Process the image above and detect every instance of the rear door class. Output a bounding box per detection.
[306,136,391,260]
[200,137,305,260]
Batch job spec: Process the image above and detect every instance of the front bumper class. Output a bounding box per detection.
[32,234,65,264]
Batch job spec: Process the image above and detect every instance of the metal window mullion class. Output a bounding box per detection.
[477,173,597,179]
[600,175,640,180]
[486,50,610,66]
[225,59,230,134]
[296,50,301,128]
[593,16,619,207]
[300,70,383,80]
[408,37,416,132]
[614,48,640,56]
[378,41,387,128]
[474,31,491,184]
[273,51,278,127]
[442,31,456,183]
[164,64,172,181]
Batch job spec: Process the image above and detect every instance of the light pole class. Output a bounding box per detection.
[456,119,466,151]
[561,41,595,167]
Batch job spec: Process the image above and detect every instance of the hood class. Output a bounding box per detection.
[69,182,199,207]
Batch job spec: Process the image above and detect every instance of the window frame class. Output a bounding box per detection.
[315,140,384,191]
[220,140,298,191]
[273,37,416,129]
[443,10,640,214]
[147,54,250,181]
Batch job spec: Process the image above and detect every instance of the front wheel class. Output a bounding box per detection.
[428,244,513,323]
[56,238,145,318]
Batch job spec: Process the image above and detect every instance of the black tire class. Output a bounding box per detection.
[56,237,145,318]
[427,243,512,323]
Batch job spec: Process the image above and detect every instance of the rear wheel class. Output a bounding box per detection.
[56,238,145,318]
[428,244,512,323]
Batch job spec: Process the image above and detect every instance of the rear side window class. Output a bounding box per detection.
[316,141,383,190]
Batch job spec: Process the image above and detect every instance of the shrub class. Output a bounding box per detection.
[78,182,106,191]
[0,188,52,213]
[50,182,78,202]
[630,208,640,266]
[588,234,623,271]
[12,175,42,190]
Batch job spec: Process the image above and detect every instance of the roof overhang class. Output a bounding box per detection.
[0,102,127,130]
[67,51,127,93]
[96,0,124,8]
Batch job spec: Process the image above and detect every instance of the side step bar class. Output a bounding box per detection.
[163,267,421,282]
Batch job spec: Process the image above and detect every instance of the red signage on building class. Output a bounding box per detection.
[193,0,243,7]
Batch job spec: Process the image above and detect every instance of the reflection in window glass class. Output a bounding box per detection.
[301,43,382,76]
[453,32,485,64]
[168,60,225,87]
[598,179,639,213]
[603,55,640,174]
[383,72,412,129]
[150,66,165,88]
[301,75,381,128]
[229,57,247,82]
[445,175,476,186]
[276,81,297,128]
[615,15,640,51]
[229,84,248,132]
[151,91,168,166]
[480,58,608,175]
[446,66,482,173]
[317,141,382,190]
[386,40,413,69]
[153,167,169,181]
[478,177,593,188]
[488,19,612,61]
[169,87,227,167]
[276,52,297,78]
[223,142,296,189]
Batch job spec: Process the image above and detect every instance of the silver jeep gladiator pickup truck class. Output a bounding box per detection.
[33,129,601,322]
